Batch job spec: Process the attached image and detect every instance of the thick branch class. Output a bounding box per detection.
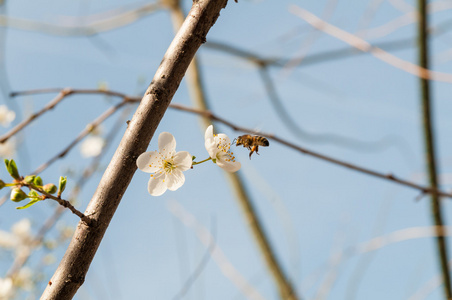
[40,1,228,299]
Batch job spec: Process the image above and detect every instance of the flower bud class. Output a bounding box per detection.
[33,176,43,187]
[43,183,57,194]
[0,180,5,190]
[24,175,36,184]
[5,159,20,180]
[10,188,28,202]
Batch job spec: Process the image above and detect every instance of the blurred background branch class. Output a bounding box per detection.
[165,0,299,298]
[417,0,452,298]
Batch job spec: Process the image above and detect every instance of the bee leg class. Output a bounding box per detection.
[249,146,258,159]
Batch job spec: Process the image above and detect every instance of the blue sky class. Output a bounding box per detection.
[1,0,452,299]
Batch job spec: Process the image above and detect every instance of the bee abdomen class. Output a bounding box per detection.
[257,137,269,147]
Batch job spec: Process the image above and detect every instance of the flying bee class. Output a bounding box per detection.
[234,134,269,159]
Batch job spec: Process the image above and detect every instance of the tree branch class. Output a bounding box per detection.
[290,5,452,83]
[417,0,452,298]
[40,1,228,298]
[7,109,128,277]
[0,2,162,36]
[10,88,452,199]
[166,1,299,298]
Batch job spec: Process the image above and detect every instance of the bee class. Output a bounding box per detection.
[234,134,269,159]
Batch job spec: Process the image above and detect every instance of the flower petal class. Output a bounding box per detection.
[137,151,162,173]
[173,151,192,171]
[216,160,241,173]
[205,139,217,159]
[147,172,167,196]
[166,169,185,191]
[205,125,214,141]
[204,126,218,159]
[159,132,176,156]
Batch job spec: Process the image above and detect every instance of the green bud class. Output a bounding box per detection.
[0,180,4,190]
[58,176,67,196]
[10,188,28,202]
[24,175,36,184]
[5,159,20,180]
[28,190,40,199]
[43,183,57,194]
[34,176,43,187]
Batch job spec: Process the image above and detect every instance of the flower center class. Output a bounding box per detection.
[216,137,236,163]
[163,158,176,173]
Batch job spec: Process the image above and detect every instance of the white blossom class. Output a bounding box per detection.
[80,136,105,158]
[0,105,15,127]
[0,219,33,259]
[204,125,241,172]
[14,267,33,291]
[137,132,192,196]
[0,277,13,300]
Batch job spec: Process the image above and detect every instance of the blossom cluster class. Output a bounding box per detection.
[137,125,240,196]
[0,219,35,299]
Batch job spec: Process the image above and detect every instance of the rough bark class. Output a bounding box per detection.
[40,1,228,299]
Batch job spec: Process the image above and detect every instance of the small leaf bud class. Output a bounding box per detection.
[0,180,5,190]
[5,159,20,180]
[58,176,67,196]
[34,176,43,187]
[24,175,36,184]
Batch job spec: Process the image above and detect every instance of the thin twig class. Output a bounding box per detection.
[3,88,133,144]
[358,1,452,40]
[168,103,452,199]
[408,259,452,300]
[258,65,411,153]
[417,0,452,298]
[0,89,70,144]
[0,2,162,36]
[166,2,300,299]
[302,226,452,296]
[6,107,131,278]
[33,100,129,174]
[167,199,266,300]
[290,6,452,83]
[41,1,228,298]
[172,217,216,300]
[282,0,338,71]
[10,88,452,199]
[6,206,65,277]
[20,182,90,224]
[204,18,452,70]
